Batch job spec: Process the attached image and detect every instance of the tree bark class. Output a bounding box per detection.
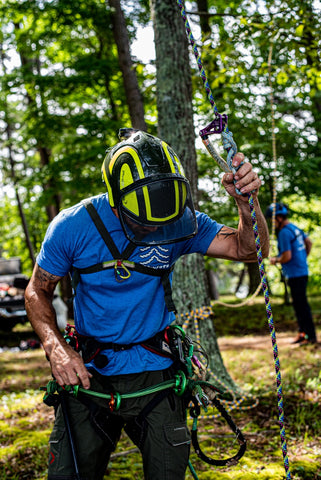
[108,0,147,131]
[150,0,238,391]
[247,262,261,295]
[196,0,211,39]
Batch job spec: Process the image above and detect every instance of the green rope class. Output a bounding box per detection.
[188,459,199,480]
[41,371,189,411]
[176,1,291,478]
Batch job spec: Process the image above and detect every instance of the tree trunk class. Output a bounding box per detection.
[247,262,261,295]
[196,0,211,39]
[0,45,36,269]
[150,0,238,391]
[108,0,147,131]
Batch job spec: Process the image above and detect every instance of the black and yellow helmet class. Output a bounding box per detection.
[102,129,197,245]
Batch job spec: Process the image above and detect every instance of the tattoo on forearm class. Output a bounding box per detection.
[217,227,237,239]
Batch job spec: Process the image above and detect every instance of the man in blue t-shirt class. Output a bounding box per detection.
[25,129,269,480]
[268,202,316,345]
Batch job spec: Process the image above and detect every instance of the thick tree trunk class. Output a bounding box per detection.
[150,0,238,391]
[247,261,261,295]
[150,0,198,201]
[108,0,147,131]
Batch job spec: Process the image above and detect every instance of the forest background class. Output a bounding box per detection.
[1,0,321,287]
[0,0,321,479]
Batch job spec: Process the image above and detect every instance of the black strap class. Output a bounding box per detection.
[161,269,177,313]
[76,260,174,278]
[74,199,177,313]
[83,199,136,260]
[190,386,247,466]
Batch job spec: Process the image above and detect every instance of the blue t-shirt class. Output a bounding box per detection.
[37,193,223,375]
[277,223,308,279]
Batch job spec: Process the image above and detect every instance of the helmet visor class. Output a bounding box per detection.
[118,177,197,245]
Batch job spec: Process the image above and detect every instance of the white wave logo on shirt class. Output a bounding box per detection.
[294,227,305,251]
[138,246,170,269]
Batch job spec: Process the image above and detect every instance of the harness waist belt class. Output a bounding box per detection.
[75,328,175,368]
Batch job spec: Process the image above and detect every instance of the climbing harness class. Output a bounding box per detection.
[43,198,248,475]
[41,328,247,471]
[72,199,176,314]
[176,1,292,478]
[64,323,193,369]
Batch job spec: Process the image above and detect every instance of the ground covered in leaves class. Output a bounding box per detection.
[0,296,321,479]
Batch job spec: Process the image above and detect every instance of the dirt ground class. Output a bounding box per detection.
[218,331,321,351]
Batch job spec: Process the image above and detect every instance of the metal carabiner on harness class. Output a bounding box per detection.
[114,260,131,282]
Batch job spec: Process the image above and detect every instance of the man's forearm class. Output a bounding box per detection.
[235,196,270,261]
[25,281,92,388]
[25,288,66,357]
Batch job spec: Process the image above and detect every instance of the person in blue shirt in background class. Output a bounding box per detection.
[25,129,269,480]
[267,202,316,345]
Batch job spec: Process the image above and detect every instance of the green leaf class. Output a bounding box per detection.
[295,24,304,37]
[276,71,289,85]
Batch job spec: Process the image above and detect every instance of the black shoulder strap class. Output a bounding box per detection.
[82,199,136,260]
[75,199,177,313]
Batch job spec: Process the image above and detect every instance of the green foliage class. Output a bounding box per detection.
[194,0,321,210]
[1,0,321,271]
[0,0,154,264]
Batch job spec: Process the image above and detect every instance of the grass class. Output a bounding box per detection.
[1,295,321,479]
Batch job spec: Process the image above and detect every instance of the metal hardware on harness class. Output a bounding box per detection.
[189,386,247,467]
[64,324,80,352]
[173,370,187,396]
[41,370,247,468]
[108,392,122,412]
[199,113,228,138]
[114,260,131,282]
[195,388,209,410]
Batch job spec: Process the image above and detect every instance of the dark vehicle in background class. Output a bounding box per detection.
[0,257,29,332]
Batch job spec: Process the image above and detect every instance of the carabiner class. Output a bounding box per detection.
[114,260,131,282]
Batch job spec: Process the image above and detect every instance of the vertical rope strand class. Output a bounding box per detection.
[176,1,291,477]
[248,194,291,479]
[176,0,220,117]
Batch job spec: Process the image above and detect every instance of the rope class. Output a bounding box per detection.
[42,373,186,410]
[212,280,262,308]
[176,2,291,478]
